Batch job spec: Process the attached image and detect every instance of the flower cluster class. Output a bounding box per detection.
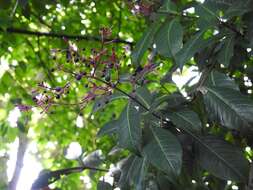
[17,28,157,113]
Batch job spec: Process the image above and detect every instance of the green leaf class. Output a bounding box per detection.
[158,0,177,14]
[118,155,147,189]
[203,86,253,129]
[150,93,186,112]
[128,156,148,189]
[217,35,235,67]
[196,136,249,182]
[168,108,202,132]
[206,71,239,90]
[175,30,207,69]
[97,120,118,137]
[97,181,113,190]
[154,18,183,58]
[224,0,252,19]
[195,2,219,28]
[118,101,142,153]
[131,21,161,66]
[143,125,182,176]
[135,87,153,110]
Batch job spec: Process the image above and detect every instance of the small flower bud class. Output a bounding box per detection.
[56,94,60,99]
[75,74,83,81]
[55,86,62,92]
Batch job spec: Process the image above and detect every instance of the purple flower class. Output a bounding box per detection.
[16,104,32,112]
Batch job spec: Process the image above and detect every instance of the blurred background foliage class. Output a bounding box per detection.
[0,0,147,189]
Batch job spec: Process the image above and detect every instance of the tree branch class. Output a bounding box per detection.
[8,132,28,190]
[1,28,134,46]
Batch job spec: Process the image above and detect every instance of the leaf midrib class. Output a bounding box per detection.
[174,111,200,131]
[206,87,249,126]
[126,103,136,149]
[150,127,176,174]
[184,128,245,181]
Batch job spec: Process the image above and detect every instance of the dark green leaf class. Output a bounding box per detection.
[118,101,141,152]
[135,87,153,110]
[118,155,146,189]
[143,125,182,176]
[131,21,161,66]
[224,0,252,19]
[203,86,253,129]
[97,120,118,137]
[195,2,219,28]
[154,18,183,58]
[128,156,148,189]
[168,108,202,132]
[206,71,239,90]
[150,93,186,112]
[217,35,235,67]
[196,136,249,182]
[175,30,207,69]
[158,0,177,14]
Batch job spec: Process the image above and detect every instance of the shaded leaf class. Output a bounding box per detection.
[203,86,253,129]
[195,2,219,28]
[118,155,147,189]
[143,125,182,176]
[196,136,249,182]
[150,93,186,112]
[175,30,207,69]
[131,21,161,66]
[206,71,239,90]
[158,0,177,14]
[128,156,148,189]
[154,18,183,58]
[135,87,153,110]
[217,35,235,67]
[118,101,141,153]
[97,120,118,137]
[168,108,202,132]
[224,0,252,19]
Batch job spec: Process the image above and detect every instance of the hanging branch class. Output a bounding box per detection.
[0,28,134,46]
